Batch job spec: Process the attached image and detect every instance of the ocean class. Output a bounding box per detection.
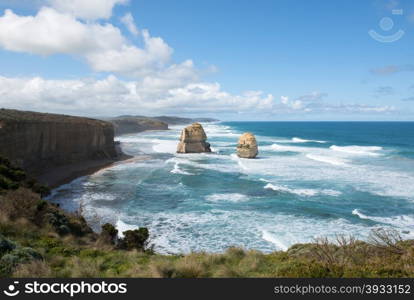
[47,122,414,254]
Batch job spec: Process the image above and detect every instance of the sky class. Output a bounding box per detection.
[0,0,413,120]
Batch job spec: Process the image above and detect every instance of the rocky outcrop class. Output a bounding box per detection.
[0,109,119,184]
[109,117,168,136]
[177,123,211,153]
[236,133,258,158]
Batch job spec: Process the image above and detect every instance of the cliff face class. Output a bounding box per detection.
[0,109,118,176]
[109,117,168,136]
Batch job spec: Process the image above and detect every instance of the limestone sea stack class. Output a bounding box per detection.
[237,132,258,158]
[177,123,211,153]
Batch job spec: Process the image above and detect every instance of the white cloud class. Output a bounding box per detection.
[291,100,303,110]
[279,95,394,114]
[279,96,302,110]
[0,74,396,116]
[85,30,173,76]
[47,0,128,20]
[0,8,173,76]
[0,8,125,56]
[335,104,395,113]
[0,75,275,115]
[121,12,139,36]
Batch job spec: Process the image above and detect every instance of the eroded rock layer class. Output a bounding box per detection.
[237,132,258,158]
[177,123,211,153]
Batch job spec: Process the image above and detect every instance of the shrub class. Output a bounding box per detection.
[173,256,207,278]
[12,260,52,278]
[44,211,70,234]
[150,259,177,278]
[100,223,118,245]
[369,228,405,255]
[118,228,149,251]
[0,246,43,276]
[0,234,16,256]
[0,156,50,196]
[30,184,51,197]
[0,188,42,221]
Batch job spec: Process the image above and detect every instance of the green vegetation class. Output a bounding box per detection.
[1,156,414,278]
[0,157,50,196]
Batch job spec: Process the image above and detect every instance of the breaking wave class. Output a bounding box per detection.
[330,145,383,156]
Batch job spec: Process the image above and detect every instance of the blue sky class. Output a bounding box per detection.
[0,0,413,120]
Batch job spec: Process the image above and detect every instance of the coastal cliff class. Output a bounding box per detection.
[109,117,168,136]
[152,116,218,125]
[0,109,121,187]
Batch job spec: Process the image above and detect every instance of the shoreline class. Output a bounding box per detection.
[37,152,134,189]
[39,137,154,190]
[37,130,161,189]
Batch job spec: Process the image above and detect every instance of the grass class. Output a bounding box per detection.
[1,156,414,278]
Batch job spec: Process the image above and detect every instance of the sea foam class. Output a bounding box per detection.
[261,230,288,251]
[170,162,193,175]
[264,183,341,197]
[352,209,414,229]
[306,154,348,166]
[292,137,326,143]
[116,219,139,238]
[205,193,249,203]
[330,145,383,156]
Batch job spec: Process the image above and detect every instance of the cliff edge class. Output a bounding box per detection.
[0,109,124,187]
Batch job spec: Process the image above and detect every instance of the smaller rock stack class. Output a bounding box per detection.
[177,123,211,153]
[237,132,258,158]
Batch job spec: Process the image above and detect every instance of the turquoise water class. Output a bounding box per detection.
[48,122,414,254]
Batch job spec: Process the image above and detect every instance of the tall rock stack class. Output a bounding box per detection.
[177,123,211,153]
[236,132,258,158]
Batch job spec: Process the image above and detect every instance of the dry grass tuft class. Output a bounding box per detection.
[12,261,52,278]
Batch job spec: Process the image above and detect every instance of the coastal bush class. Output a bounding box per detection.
[0,156,50,196]
[118,228,149,251]
[12,260,52,277]
[0,244,43,276]
[0,188,45,224]
[0,234,16,256]
[0,158,25,181]
[99,223,118,245]
[0,175,19,190]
